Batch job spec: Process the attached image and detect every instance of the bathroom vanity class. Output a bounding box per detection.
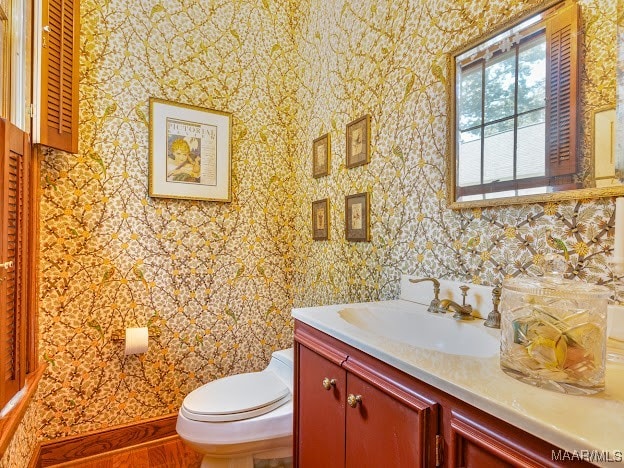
[292,276,624,467]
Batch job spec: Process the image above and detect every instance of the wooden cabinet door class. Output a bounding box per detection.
[297,345,347,467]
[345,371,438,468]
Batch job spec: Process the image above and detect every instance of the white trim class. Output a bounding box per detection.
[31,0,42,143]
[0,384,26,418]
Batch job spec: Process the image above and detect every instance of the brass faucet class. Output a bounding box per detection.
[439,285,474,320]
[408,277,442,314]
[409,278,475,320]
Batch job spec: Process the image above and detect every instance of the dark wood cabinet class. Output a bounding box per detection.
[295,321,438,468]
[294,320,592,468]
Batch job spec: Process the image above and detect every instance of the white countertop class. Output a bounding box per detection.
[292,296,624,466]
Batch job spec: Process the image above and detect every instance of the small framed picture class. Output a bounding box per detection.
[312,133,331,178]
[346,114,370,169]
[312,199,329,241]
[345,192,370,242]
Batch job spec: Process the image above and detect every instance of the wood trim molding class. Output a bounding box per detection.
[36,413,178,467]
[343,355,438,412]
[28,443,42,468]
[0,363,46,458]
[449,410,544,468]
[39,435,182,467]
[27,146,42,374]
[294,321,349,367]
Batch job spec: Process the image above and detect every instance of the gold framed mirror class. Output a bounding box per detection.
[448,0,618,209]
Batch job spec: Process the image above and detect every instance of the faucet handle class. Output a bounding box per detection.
[459,285,470,304]
[484,286,502,329]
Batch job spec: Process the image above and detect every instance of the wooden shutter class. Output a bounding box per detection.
[545,2,579,177]
[39,0,79,153]
[0,119,29,409]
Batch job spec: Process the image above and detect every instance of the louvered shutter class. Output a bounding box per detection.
[545,2,579,177]
[0,119,29,409]
[39,0,79,153]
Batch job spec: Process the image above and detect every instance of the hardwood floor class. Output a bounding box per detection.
[49,436,203,468]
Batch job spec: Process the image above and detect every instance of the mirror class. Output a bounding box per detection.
[449,0,618,208]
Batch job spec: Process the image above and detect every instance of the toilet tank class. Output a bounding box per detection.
[266,348,293,391]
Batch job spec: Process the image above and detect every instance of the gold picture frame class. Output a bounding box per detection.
[345,192,370,242]
[312,133,331,178]
[312,199,329,241]
[149,98,232,201]
[346,114,371,169]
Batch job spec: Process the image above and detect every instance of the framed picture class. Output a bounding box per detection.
[345,192,370,242]
[346,114,370,169]
[312,133,331,178]
[149,98,232,201]
[312,199,329,240]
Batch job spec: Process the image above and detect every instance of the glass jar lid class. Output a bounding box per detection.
[503,255,611,300]
[502,275,611,300]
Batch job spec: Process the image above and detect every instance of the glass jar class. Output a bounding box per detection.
[500,271,611,395]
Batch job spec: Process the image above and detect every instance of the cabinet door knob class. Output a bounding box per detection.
[347,394,362,408]
[322,377,336,390]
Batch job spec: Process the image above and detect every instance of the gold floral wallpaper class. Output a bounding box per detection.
[36,0,299,442]
[0,0,621,465]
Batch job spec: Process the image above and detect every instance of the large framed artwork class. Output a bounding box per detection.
[149,98,232,201]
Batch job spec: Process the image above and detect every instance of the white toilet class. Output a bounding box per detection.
[176,348,294,468]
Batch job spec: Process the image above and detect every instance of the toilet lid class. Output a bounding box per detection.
[181,371,291,422]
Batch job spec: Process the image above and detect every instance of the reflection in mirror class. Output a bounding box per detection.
[594,107,617,187]
[449,0,618,208]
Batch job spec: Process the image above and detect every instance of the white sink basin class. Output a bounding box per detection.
[338,305,500,358]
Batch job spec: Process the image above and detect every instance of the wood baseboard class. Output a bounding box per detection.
[28,443,41,468]
[34,413,178,467]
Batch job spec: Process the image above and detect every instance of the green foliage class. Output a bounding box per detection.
[87,319,104,339]
[458,38,546,131]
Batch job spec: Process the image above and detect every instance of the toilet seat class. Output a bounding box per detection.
[180,371,291,422]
